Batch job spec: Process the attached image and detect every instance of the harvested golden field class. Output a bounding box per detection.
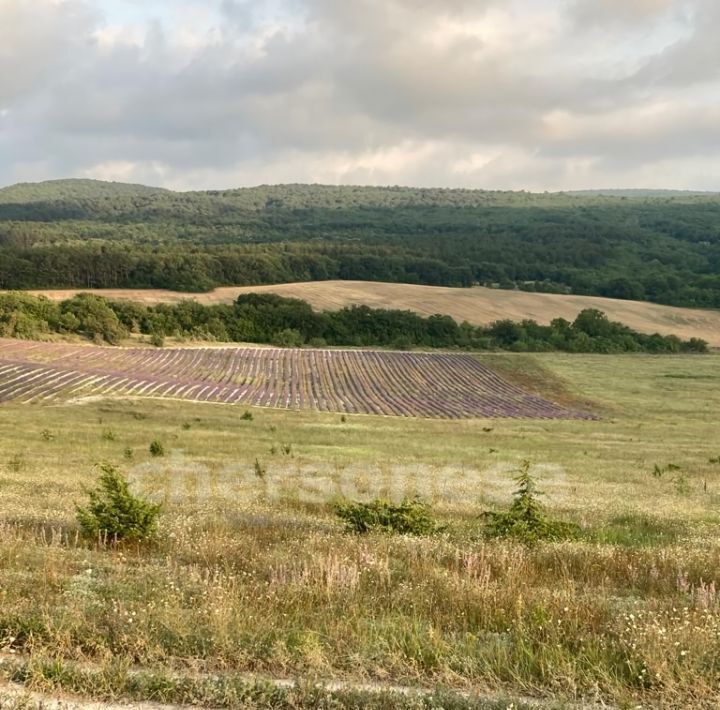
[25,280,720,346]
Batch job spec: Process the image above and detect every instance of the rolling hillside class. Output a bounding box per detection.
[24,281,720,346]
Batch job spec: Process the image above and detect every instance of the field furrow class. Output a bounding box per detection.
[0,340,594,419]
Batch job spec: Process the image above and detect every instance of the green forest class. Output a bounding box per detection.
[1,180,720,306]
[0,291,708,353]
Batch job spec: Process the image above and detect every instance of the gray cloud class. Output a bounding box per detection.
[0,0,97,105]
[0,0,718,190]
[567,0,682,29]
[631,0,720,87]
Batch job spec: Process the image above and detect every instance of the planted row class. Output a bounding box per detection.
[0,340,593,420]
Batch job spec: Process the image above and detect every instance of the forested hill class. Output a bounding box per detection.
[1,179,720,308]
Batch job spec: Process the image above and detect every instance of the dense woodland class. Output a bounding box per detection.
[0,291,708,353]
[1,180,720,307]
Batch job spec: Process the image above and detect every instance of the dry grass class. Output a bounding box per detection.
[1,353,720,707]
[23,280,720,346]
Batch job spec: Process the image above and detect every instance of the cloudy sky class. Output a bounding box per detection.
[1,0,718,191]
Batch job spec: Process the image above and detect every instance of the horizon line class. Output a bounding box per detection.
[1,178,719,196]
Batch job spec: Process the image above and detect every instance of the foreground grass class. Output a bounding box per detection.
[1,353,720,708]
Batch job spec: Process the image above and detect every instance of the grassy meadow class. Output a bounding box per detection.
[1,352,720,708]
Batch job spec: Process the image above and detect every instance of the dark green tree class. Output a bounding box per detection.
[76,463,160,543]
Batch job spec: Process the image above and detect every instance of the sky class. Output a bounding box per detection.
[0,0,718,191]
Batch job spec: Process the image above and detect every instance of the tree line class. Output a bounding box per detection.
[0,291,708,353]
[0,243,472,292]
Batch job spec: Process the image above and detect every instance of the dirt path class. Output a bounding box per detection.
[0,654,610,709]
[0,679,189,710]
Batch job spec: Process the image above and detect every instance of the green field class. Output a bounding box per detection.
[2,353,720,708]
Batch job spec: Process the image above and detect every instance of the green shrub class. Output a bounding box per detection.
[150,331,165,348]
[76,463,160,543]
[272,328,304,348]
[335,497,438,535]
[241,410,254,421]
[254,458,267,479]
[482,461,580,544]
[60,294,127,345]
[149,440,165,457]
[652,462,681,478]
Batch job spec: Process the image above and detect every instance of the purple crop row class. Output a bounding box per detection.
[0,339,595,420]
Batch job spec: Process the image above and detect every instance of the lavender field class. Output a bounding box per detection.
[0,339,593,419]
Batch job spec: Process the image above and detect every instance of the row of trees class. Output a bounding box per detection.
[0,244,472,292]
[0,292,708,353]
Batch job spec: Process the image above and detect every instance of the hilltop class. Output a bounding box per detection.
[0,178,170,204]
[2,178,719,210]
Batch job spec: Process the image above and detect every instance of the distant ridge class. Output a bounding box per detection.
[0,178,170,204]
[564,189,719,197]
[1,178,719,205]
